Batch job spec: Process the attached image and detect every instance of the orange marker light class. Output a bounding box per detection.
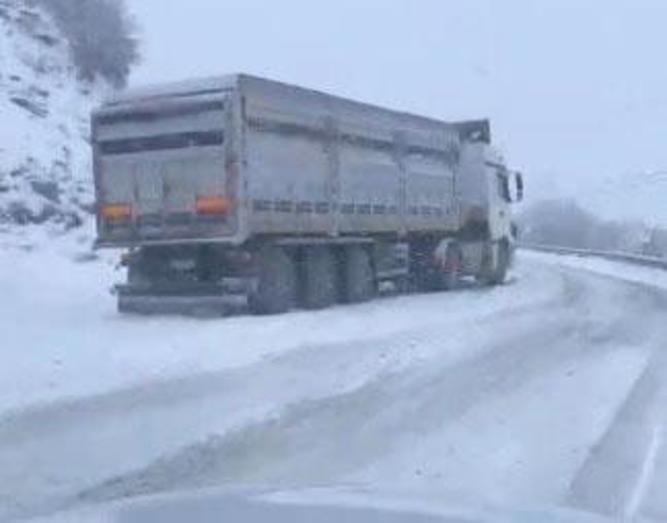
[196,195,231,215]
[101,203,132,221]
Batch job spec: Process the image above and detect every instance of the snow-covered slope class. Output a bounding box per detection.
[0,0,109,242]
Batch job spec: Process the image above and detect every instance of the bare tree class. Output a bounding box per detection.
[33,0,140,87]
[519,199,598,249]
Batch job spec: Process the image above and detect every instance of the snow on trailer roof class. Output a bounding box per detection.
[107,75,239,104]
[103,74,492,143]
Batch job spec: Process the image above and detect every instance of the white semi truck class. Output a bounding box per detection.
[93,74,523,314]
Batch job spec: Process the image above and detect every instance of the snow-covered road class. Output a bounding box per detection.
[1,246,667,521]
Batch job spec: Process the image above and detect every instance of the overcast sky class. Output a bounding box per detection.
[127,0,667,224]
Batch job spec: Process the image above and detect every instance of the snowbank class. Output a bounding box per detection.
[522,250,667,291]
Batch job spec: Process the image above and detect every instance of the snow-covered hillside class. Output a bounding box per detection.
[0,0,109,242]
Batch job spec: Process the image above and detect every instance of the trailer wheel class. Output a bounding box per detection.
[126,250,151,285]
[302,246,339,309]
[342,245,375,303]
[127,263,149,286]
[249,247,297,315]
[409,239,440,292]
[117,295,133,314]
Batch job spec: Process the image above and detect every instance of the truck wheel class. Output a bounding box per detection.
[117,295,133,314]
[394,275,411,294]
[126,249,153,285]
[302,246,338,309]
[491,241,510,285]
[441,243,463,290]
[342,246,375,303]
[249,247,297,314]
[476,241,509,286]
[409,239,440,292]
[127,262,149,285]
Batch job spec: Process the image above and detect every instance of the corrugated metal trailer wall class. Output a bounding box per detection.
[238,75,461,240]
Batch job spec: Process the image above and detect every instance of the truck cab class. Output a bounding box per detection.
[480,144,523,243]
[429,136,523,287]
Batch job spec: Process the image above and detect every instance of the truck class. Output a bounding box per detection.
[92,74,523,314]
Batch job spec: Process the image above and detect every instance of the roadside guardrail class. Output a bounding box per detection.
[519,243,667,270]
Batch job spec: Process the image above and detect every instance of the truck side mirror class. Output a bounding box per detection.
[515,172,524,202]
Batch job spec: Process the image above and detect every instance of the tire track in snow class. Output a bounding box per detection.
[3,259,667,520]
[78,268,658,508]
[566,345,667,519]
[0,263,570,521]
[626,425,663,519]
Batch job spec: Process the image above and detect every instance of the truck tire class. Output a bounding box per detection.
[476,240,509,286]
[490,241,510,285]
[342,246,375,303]
[302,246,339,309]
[127,262,149,285]
[249,247,297,314]
[441,243,463,290]
[117,295,133,314]
[409,239,441,292]
[126,249,153,285]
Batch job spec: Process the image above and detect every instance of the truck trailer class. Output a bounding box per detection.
[93,74,523,314]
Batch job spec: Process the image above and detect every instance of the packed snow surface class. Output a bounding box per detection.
[1,246,667,522]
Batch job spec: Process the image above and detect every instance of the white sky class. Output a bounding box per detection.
[127,0,667,224]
